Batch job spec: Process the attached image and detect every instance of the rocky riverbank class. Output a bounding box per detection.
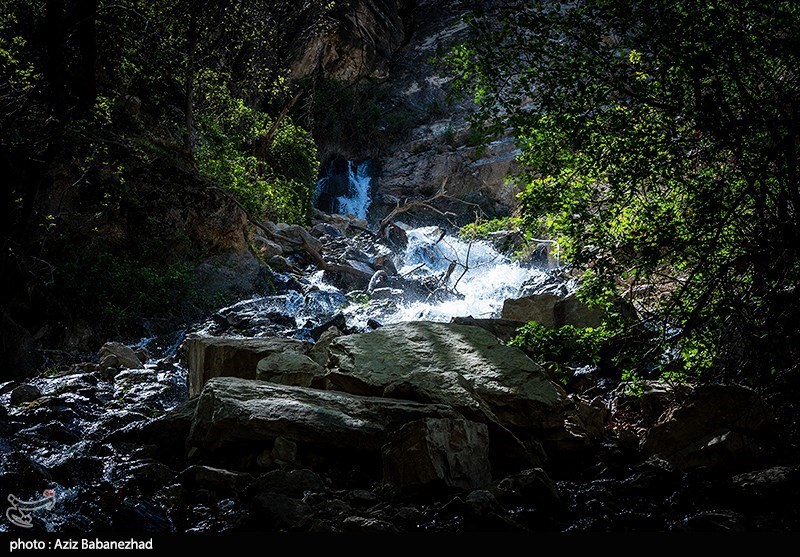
[2,214,798,533]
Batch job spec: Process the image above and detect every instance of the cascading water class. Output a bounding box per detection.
[315,159,372,220]
[202,158,556,337]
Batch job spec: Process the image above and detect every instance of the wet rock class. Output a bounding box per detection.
[494,468,561,510]
[180,465,251,494]
[112,499,173,532]
[463,489,519,532]
[325,321,566,430]
[17,421,80,444]
[249,469,325,497]
[623,456,682,496]
[185,336,311,396]
[106,398,197,461]
[256,352,325,388]
[124,460,177,493]
[501,292,603,328]
[311,222,343,238]
[188,377,462,454]
[369,287,404,300]
[0,381,17,395]
[99,341,143,372]
[10,384,41,405]
[308,313,347,341]
[252,493,311,530]
[382,418,490,491]
[678,510,744,532]
[732,466,800,501]
[342,516,399,532]
[641,384,774,470]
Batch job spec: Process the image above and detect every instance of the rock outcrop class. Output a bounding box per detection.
[188,377,463,455]
[641,384,774,470]
[501,293,603,328]
[324,321,567,430]
[185,336,311,396]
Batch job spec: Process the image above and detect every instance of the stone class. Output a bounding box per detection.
[98,341,143,371]
[10,384,41,405]
[271,437,298,463]
[309,327,343,366]
[248,469,325,497]
[641,384,773,470]
[494,468,561,509]
[310,222,343,238]
[325,321,566,430]
[252,234,283,257]
[501,292,603,328]
[188,377,462,454]
[252,493,311,530]
[382,418,491,491]
[184,336,311,396]
[449,317,528,342]
[731,466,800,500]
[180,465,251,494]
[256,352,325,388]
[341,516,399,533]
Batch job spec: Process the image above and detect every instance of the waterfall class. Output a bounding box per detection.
[315,159,372,220]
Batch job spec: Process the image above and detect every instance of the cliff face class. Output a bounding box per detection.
[293,0,519,222]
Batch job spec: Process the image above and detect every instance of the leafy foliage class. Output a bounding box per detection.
[448,0,800,382]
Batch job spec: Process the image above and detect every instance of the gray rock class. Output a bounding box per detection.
[382,418,491,491]
[99,341,143,371]
[10,384,41,405]
[252,235,284,257]
[188,377,462,453]
[180,465,251,493]
[185,336,311,396]
[325,321,566,430]
[494,468,561,509]
[249,469,325,497]
[252,492,311,530]
[309,327,343,366]
[256,352,325,388]
[501,292,603,328]
[641,384,773,470]
[342,516,399,532]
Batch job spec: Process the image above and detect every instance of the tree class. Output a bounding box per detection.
[448,0,800,381]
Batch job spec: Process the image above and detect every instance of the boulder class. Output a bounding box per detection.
[325,321,566,430]
[449,317,528,342]
[179,465,251,494]
[309,327,343,366]
[10,384,41,405]
[252,235,283,257]
[185,336,311,396]
[248,469,325,497]
[501,292,603,328]
[382,418,491,491]
[99,341,143,371]
[256,352,325,388]
[641,384,774,470]
[188,377,462,454]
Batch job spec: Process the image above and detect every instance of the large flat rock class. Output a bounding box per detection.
[324,321,566,430]
[185,336,310,396]
[188,377,462,453]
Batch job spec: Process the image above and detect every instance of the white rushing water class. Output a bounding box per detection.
[377,226,544,323]
[314,162,547,324]
[337,162,372,220]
